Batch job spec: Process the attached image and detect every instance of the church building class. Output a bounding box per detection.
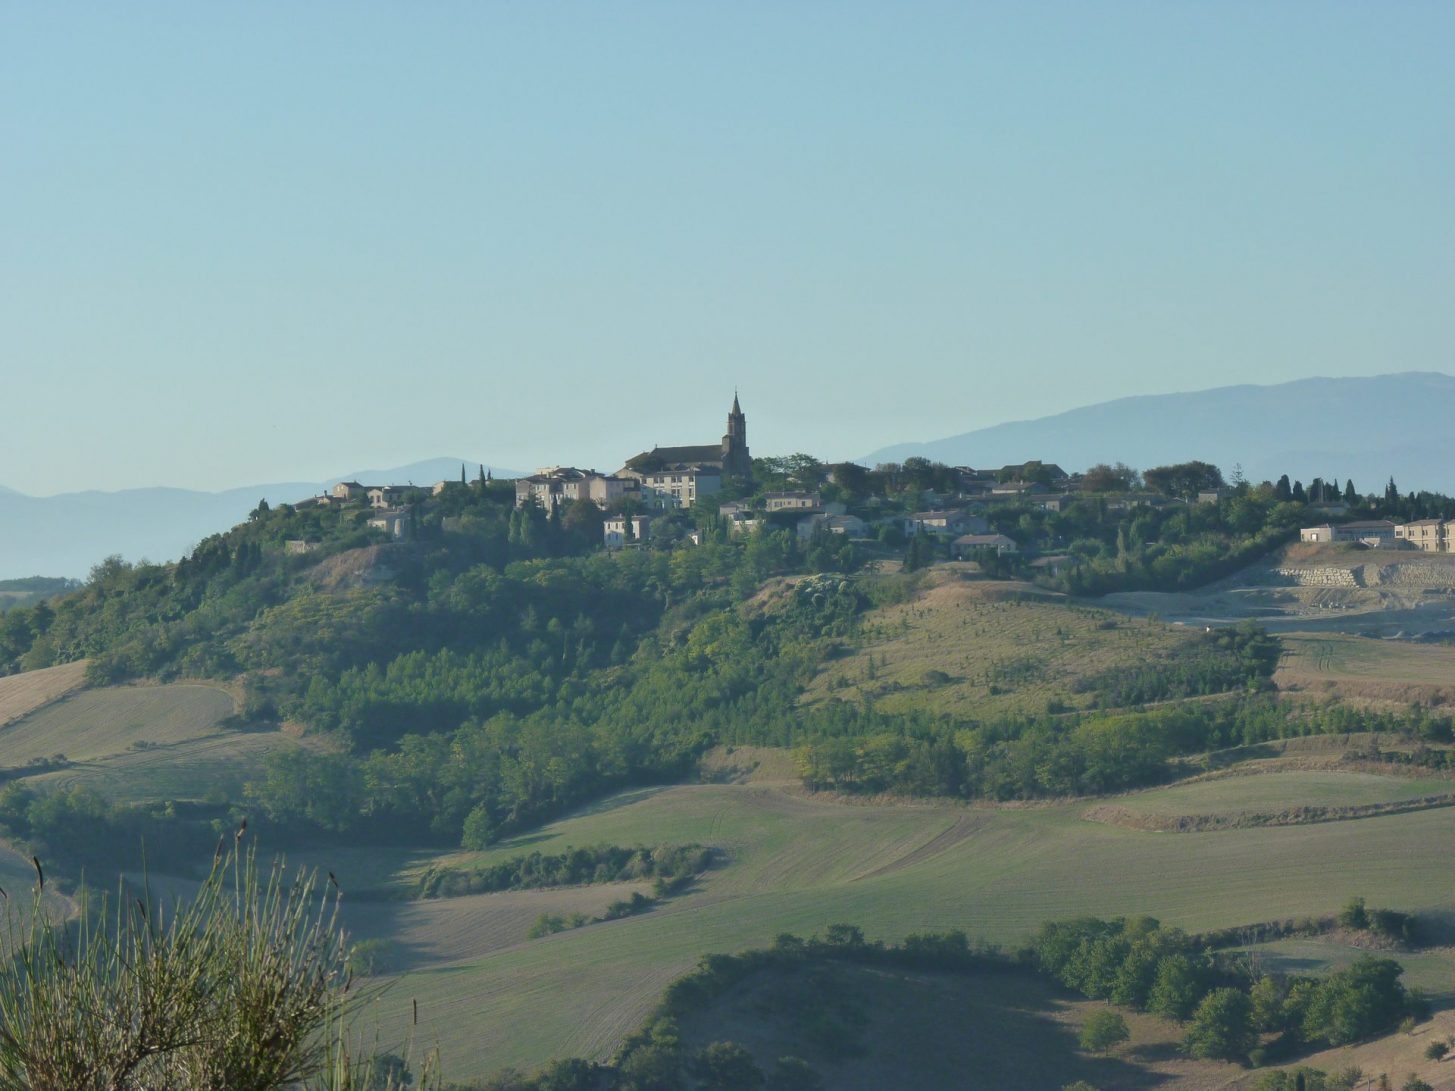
[618,396,752,508]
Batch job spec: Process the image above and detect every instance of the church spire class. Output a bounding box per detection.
[723,391,749,478]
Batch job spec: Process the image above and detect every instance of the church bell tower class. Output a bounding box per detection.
[722,392,750,478]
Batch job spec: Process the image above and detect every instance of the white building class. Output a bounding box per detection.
[603,514,651,549]
[1299,520,1398,548]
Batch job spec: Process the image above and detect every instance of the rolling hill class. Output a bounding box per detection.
[861,371,1455,493]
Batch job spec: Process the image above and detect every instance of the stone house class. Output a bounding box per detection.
[1395,519,1452,552]
[722,508,759,537]
[796,513,868,540]
[603,514,651,549]
[331,481,366,502]
[367,509,411,540]
[906,510,988,538]
[1027,493,1073,513]
[823,514,868,537]
[515,468,641,514]
[1299,520,1398,547]
[632,466,721,509]
[367,486,415,510]
[951,533,1019,558]
[764,491,820,512]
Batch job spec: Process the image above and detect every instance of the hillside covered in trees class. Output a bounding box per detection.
[0,453,1447,870]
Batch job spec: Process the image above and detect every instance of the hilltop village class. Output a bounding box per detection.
[279,394,1455,579]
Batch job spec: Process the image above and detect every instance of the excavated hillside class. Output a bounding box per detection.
[1101,542,1455,637]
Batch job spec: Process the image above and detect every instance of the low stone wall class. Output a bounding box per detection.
[1276,566,1359,588]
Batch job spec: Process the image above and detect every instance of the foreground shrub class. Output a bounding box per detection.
[0,844,423,1090]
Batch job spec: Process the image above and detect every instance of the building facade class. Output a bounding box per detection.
[603,514,651,549]
[619,395,752,493]
[515,468,641,514]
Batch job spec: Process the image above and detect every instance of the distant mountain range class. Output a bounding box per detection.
[0,458,522,581]
[862,372,1455,494]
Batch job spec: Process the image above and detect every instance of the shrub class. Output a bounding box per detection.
[0,844,421,1089]
[1078,1010,1130,1054]
[1338,896,1369,931]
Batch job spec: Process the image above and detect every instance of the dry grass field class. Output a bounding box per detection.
[0,660,88,727]
[0,676,311,804]
[28,730,303,804]
[801,573,1191,717]
[0,683,236,768]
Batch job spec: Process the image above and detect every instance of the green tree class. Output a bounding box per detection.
[1081,463,1138,493]
[1143,461,1223,499]
[617,1018,686,1091]
[692,1042,764,1090]
[1184,988,1255,1061]
[1250,974,1286,1032]
[767,1057,822,1091]
[1078,1010,1130,1054]
[1301,958,1408,1047]
[1147,954,1204,1022]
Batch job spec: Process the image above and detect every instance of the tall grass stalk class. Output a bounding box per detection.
[0,840,429,1090]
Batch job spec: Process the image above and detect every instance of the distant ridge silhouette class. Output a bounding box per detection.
[0,457,523,580]
[861,372,1455,494]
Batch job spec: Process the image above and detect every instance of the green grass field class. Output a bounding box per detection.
[1233,937,1455,1004]
[6,669,1455,1085]
[1109,769,1455,817]
[1276,632,1455,705]
[325,768,1455,1080]
[801,574,1192,717]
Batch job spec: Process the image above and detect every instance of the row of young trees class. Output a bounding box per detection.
[794,692,1455,803]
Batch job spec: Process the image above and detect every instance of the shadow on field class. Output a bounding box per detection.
[676,963,1192,1090]
[564,785,672,819]
[1416,908,1455,948]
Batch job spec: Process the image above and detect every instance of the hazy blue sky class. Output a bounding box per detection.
[4,3,1451,495]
